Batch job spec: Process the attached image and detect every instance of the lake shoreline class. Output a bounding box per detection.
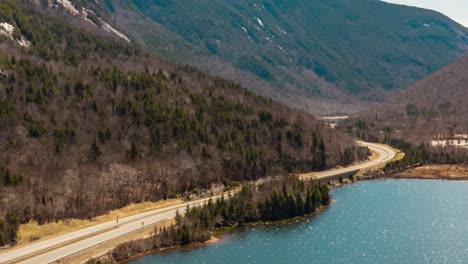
[358,164,468,182]
[128,168,468,261]
[121,203,331,264]
[130,180,468,264]
[101,165,468,264]
[390,165,468,180]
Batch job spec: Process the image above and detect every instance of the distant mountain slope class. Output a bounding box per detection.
[0,0,367,246]
[82,0,468,113]
[353,55,468,143]
[388,56,468,115]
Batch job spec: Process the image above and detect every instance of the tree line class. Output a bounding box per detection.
[384,138,468,173]
[87,176,330,263]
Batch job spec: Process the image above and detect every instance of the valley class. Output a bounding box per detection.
[48,0,468,114]
[0,0,468,263]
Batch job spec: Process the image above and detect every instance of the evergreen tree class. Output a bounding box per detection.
[89,140,101,161]
[318,137,327,169]
[129,141,138,161]
[175,210,182,226]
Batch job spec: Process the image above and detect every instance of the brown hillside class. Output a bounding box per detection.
[356,55,468,143]
[0,1,367,246]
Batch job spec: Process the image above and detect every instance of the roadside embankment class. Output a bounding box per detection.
[16,199,182,247]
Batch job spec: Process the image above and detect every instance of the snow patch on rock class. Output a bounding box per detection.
[255,17,264,27]
[252,2,265,12]
[56,0,80,15]
[0,22,31,48]
[0,22,14,36]
[277,26,287,35]
[47,0,131,43]
[101,21,131,43]
[241,26,253,41]
[17,37,31,48]
[277,45,287,53]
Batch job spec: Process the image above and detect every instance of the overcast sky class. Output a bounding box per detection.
[383,0,468,27]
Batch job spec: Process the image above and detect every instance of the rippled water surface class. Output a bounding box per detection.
[132,180,468,264]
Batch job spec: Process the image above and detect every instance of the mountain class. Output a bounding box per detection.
[344,55,468,145]
[0,0,368,246]
[71,0,468,113]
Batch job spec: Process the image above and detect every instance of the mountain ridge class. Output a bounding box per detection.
[77,0,468,114]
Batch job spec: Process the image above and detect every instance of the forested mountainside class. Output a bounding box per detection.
[0,0,368,246]
[346,55,468,144]
[61,0,468,113]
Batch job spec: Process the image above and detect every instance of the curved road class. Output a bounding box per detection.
[0,142,396,264]
[301,141,396,181]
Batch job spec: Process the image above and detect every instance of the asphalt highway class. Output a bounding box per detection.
[0,141,396,264]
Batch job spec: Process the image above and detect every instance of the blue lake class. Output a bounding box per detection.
[132,179,468,264]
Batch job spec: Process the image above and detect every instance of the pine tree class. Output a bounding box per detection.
[175,210,182,225]
[318,137,327,169]
[2,166,10,186]
[295,193,304,216]
[89,140,101,161]
[304,190,313,213]
[129,141,138,161]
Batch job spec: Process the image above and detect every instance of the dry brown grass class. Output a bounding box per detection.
[367,149,379,162]
[17,199,182,246]
[394,165,468,180]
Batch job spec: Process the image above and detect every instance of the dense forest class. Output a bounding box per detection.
[0,0,368,246]
[87,176,330,263]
